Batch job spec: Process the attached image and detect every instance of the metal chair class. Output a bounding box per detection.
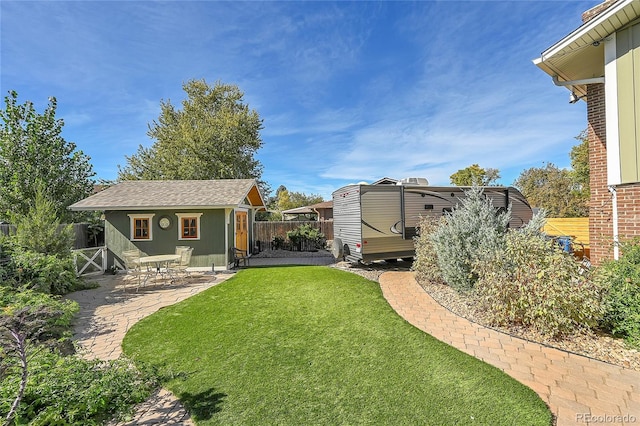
[231,247,249,268]
[122,249,150,291]
[174,247,193,282]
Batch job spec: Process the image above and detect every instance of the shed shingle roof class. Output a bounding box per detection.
[69,179,264,211]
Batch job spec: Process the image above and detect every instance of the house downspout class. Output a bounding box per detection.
[608,185,620,260]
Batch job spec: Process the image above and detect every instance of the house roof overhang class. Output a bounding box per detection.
[245,185,267,211]
[533,0,640,99]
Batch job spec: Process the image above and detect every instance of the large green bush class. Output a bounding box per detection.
[429,186,511,291]
[0,287,153,424]
[474,230,604,338]
[1,242,82,294]
[595,241,640,348]
[0,349,154,425]
[0,286,78,334]
[0,183,82,295]
[286,224,325,251]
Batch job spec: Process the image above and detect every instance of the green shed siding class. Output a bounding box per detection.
[227,209,235,260]
[106,209,229,269]
[617,22,640,183]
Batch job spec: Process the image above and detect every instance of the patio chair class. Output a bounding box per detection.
[122,249,150,291]
[170,246,193,282]
[231,247,249,268]
[175,246,191,255]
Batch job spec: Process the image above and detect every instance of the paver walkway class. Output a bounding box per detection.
[69,265,640,426]
[379,271,640,426]
[67,271,235,425]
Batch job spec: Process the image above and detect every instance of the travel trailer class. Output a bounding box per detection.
[332,181,533,263]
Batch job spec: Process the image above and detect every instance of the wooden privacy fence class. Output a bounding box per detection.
[253,221,334,248]
[0,224,14,237]
[0,223,94,249]
[543,217,590,259]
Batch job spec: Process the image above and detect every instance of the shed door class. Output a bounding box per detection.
[235,211,248,253]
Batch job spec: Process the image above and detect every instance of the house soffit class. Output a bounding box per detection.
[245,185,266,208]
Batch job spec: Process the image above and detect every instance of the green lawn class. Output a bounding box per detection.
[122,266,552,425]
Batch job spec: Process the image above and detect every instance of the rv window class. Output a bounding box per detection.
[424,204,434,210]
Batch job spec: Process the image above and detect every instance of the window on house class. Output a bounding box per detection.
[127,214,155,241]
[176,213,203,240]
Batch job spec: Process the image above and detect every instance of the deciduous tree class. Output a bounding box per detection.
[450,164,500,186]
[275,187,324,212]
[514,163,587,217]
[0,91,95,222]
[118,79,264,183]
[570,129,590,212]
[514,130,589,218]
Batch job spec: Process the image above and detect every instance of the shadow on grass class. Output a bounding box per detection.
[179,388,227,421]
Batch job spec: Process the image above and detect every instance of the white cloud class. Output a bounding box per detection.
[1,0,595,194]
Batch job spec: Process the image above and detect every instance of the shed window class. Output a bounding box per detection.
[176,213,203,240]
[127,214,155,241]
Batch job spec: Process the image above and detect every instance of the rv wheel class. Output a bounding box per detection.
[332,238,344,259]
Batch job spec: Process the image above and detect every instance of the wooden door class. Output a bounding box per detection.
[235,211,248,253]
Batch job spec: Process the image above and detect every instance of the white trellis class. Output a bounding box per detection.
[73,247,107,276]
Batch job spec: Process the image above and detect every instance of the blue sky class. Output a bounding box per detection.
[1,1,595,200]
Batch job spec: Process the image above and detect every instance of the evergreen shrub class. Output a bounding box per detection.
[429,186,510,291]
[9,184,75,258]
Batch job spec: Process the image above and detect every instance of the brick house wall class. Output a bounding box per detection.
[587,83,612,265]
[581,0,619,23]
[587,83,640,265]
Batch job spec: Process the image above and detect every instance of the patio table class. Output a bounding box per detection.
[138,254,181,282]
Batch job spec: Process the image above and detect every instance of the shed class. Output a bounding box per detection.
[69,179,265,270]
